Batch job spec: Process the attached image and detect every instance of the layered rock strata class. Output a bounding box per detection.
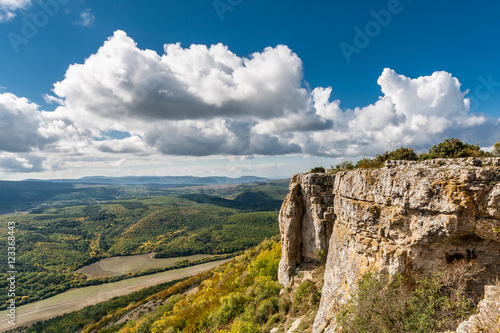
[278,158,500,333]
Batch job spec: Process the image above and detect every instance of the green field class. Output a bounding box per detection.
[77,253,216,278]
[0,260,230,332]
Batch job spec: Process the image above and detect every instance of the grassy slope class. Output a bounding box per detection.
[13,237,325,333]
[0,260,230,332]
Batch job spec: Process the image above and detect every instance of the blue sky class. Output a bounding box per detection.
[0,0,499,180]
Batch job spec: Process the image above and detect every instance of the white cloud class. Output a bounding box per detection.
[50,30,313,156]
[95,135,148,154]
[0,0,30,22]
[300,68,498,157]
[74,8,94,27]
[53,30,310,122]
[46,32,500,160]
[377,68,470,119]
[0,152,44,172]
[0,92,55,152]
[1,30,500,176]
[144,119,301,156]
[43,94,64,105]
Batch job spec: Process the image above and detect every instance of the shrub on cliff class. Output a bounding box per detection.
[332,161,355,172]
[355,147,418,169]
[338,260,481,333]
[310,166,326,173]
[419,138,487,160]
[350,139,491,170]
[494,140,500,156]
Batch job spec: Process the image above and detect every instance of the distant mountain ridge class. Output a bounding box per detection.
[0,176,272,215]
[23,175,267,186]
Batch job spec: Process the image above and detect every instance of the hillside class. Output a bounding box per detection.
[0,177,286,215]
[6,158,500,333]
[25,176,267,186]
[0,181,288,309]
[11,237,326,333]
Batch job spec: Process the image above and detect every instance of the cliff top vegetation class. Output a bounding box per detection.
[309,138,499,174]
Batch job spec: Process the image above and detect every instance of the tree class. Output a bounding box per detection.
[309,166,325,173]
[422,138,484,159]
[493,141,500,156]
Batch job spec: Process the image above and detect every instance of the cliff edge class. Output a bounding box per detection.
[278,158,500,333]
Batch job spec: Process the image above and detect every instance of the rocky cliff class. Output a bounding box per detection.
[278,158,500,333]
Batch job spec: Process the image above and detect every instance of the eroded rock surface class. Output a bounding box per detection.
[278,173,335,288]
[277,158,500,333]
[456,285,500,333]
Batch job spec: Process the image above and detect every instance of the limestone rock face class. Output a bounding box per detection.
[277,158,500,333]
[278,173,335,288]
[456,285,500,333]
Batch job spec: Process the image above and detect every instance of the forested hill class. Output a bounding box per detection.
[24,175,267,186]
[0,177,285,215]
[0,180,289,309]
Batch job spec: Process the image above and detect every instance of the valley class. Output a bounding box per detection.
[0,259,230,332]
[0,179,288,311]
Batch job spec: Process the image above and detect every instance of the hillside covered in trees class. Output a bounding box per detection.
[0,181,288,309]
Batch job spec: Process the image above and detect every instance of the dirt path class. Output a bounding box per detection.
[0,259,230,332]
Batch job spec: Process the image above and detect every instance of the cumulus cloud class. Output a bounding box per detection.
[297,68,498,157]
[43,94,64,105]
[47,32,500,159]
[0,152,44,172]
[1,30,499,175]
[144,119,301,156]
[0,0,30,22]
[95,135,148,154]
[49,30,318,157]
[0,92,56,152]
[53,30,310,122]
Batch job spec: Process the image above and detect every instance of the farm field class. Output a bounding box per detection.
[0,259,230,332]
[77,253,216,278]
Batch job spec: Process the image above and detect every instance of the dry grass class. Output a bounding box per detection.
[77,253,215,278]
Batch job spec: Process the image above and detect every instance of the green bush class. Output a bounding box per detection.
[310,166,326,173]
[315,249,327,264]
[210,292,247,326]
[420,138,485,160]
[291,280,321,314]
[337,263,479,333]
[356,147,418,169]
[255,297,279,323]
[355,157,382,169]
[228,319,260,333]
[347,139,491,171]
[494,140,500,156]
[331,161,355,173]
